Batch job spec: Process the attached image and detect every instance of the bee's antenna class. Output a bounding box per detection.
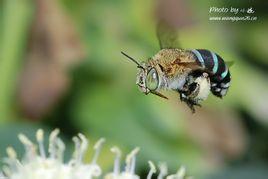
[121,51,144,69]
[150,91,169,100]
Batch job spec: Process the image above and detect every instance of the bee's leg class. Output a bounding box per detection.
[179,91,186,101]
[178,82,201,113]
[178,92,195,113]
[185,99,196,113]
[188,82,202,104]
[184,97,201,113]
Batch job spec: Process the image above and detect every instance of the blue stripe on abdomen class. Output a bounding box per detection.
[191,49,231,98]
[191,49,205,68]
[211,52,218,74]
[221,65,228,79]
[193,49,228,80]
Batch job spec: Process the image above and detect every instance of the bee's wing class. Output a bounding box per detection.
[157,22,180,49]
[172,60,203,71]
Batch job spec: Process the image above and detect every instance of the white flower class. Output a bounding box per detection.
[1,129,192,179]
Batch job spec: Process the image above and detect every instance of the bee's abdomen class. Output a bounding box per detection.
[191,49,231,97]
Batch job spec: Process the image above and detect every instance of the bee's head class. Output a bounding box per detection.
[136,65,159,94]
[121,51,168,99]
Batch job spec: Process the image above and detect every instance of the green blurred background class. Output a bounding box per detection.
[0,0,268,178]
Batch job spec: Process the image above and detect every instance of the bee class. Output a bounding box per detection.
[121,26,231,113]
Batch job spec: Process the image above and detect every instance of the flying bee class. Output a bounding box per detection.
[121,25,232,112]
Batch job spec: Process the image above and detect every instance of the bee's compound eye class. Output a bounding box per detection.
[146,68,159,91]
